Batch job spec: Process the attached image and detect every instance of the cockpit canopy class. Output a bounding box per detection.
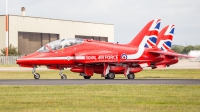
[37,38,83,52]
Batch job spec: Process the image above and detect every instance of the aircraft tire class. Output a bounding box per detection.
[127,73,135,79]
[105,77,109,79]
[106,72,115,79]
[34,73,40,79]
[83,76,91,79]
[61,74,67,79]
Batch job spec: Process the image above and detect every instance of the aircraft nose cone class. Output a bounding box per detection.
[16,58,23,64]
[16,56,28,65]
[16,57,34,68]
[16,59,18,64]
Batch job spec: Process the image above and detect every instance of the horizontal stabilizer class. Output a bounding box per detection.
[148,50,195,58]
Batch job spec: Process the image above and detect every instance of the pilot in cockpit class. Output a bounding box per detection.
[59,39,67,49]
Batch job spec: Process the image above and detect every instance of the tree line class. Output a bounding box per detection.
[171,45,200,54]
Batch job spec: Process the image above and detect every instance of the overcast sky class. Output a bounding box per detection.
[0,0,200,46]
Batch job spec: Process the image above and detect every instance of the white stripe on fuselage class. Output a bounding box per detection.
[17,56,75,60]
[127,35,157,59]
[75,56,85,60]
[18,56,86,61]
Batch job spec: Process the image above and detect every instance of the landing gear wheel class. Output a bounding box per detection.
[34,73,40,79]
[105,77,109,79]
[127,73,135,79]
[83,76,91,79]
[106,72,115,79]
[61,74,67,79]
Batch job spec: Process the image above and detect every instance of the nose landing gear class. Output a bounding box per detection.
[59,69,67,79]
[32,66,40,79]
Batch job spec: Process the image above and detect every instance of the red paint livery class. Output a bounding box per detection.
[16,19,193,80]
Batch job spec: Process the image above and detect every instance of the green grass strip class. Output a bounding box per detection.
[0,85,200,112]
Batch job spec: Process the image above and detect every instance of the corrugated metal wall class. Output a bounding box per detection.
[18,32,59,54]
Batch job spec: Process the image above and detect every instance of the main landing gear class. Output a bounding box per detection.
[104,72,135,80]
[79,73,91,79]
[83,76,91,79]
[127,73,135,79]
[59,69,67,79]
[32,66,40,79]
[105,72,115,79]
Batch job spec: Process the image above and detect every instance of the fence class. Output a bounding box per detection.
[0,56,23,65]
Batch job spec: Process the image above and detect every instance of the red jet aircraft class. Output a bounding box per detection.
[16,19,192,80]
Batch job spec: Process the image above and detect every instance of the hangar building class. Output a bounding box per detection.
[0,9,114,55]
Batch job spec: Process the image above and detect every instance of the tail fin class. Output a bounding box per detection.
[156,25,175,51]
[127,19,161,48]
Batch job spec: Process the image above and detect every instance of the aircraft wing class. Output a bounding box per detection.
[148,50,195,58]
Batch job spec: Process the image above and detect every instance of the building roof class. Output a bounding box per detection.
[0,14,114,25]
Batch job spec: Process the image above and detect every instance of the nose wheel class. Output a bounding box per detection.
[34,73,40,79]
[59,69,67,79]
[61,74,67,79]
[32,66,40,79]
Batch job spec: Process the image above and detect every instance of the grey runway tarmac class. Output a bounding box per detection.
[0,79,200,85]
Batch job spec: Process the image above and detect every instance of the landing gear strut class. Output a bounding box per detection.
[59,69,67,79]
[32,66,40,79]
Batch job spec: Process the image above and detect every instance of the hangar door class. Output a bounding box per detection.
[18,32,59,54]
[75,35,108,42]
